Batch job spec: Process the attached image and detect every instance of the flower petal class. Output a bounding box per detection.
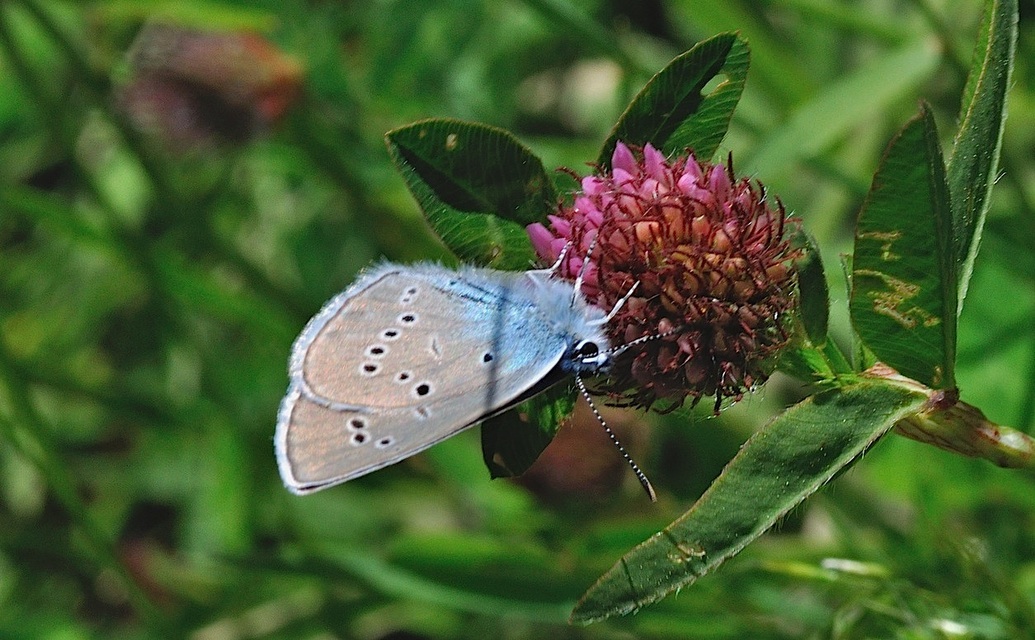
[527,223,558,260]
[643,143,668,182]
[546,214,572,238]
[612,142,638,175]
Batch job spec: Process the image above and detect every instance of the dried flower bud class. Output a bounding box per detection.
[118,23,302,151]
[528,142,799,412]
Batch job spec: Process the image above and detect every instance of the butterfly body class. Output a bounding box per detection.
[275,262,611,494]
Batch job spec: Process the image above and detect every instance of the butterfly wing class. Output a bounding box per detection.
[275,264,569,494]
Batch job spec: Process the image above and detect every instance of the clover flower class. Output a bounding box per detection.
[528,142,799,412]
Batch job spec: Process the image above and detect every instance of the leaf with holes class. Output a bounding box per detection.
[850,105,956,389]
[386,119,557,269]
[598,32,748,167]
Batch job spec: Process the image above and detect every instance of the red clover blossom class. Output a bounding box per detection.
[528,142,799,412]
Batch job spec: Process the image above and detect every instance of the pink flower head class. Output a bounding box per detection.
[528,142,799,412]
[118,23,302,152]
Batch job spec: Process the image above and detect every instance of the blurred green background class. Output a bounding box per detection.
[1,1,1033,638]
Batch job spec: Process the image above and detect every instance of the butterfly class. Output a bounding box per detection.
[275,262,654,498]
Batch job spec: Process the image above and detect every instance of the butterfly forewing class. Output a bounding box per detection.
[276,264,571,493]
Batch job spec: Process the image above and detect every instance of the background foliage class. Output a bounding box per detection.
[1,0,1033,638]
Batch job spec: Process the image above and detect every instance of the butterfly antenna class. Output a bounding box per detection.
[571,232,600,306]
[575,374,656,502]
[608,324,684,358]
[527,241,573,278]
[592,281,640,326]
[550,241,572,273]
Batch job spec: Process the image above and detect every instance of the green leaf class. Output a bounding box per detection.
[849,105,956,389]
[747,39,940,180]
[792,229,829,346]
[570,381,928,624]
[947,0,1017,312]
[389,532,586,605]
[598,33,748,166]
[0,186,115,254]
[313,543,573,622]
[94,2,281,31]
[481,385,576,478]
[774,343,836,386]
[777,230,847,385]
[821,339,855,376]
[152,247,297,343]
[386,119,557,269]
[840,253,873,372]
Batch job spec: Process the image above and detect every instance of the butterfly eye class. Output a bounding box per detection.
[576,340,600,359]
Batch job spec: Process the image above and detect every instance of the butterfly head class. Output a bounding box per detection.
[522,270,612,375]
